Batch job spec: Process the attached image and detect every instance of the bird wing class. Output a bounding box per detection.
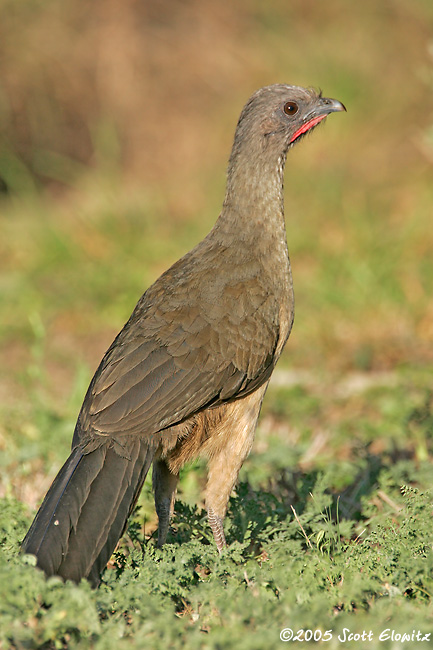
[77,280,280,441]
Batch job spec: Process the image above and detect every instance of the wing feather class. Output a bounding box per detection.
[75,250,286,444]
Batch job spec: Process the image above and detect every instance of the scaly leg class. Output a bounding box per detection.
[207,505,226,553]
[152,458,179,547]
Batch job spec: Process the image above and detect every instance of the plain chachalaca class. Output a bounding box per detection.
[22,84,345,586]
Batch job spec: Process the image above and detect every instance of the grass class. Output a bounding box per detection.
[2,473,433,649]
[1,368,433,648]
[1,0,433,647]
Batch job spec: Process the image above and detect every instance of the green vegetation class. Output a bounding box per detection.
[2,373,433,648]
[1,0,433,647]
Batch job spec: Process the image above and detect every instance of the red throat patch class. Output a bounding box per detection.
[290,114,327,144]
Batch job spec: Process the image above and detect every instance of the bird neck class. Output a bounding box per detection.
[217,147,288,249]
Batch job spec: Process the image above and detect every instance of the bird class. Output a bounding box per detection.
[22,84,346,586]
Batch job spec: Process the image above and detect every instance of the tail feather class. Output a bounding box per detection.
[22,446,101,574]
[87,443,154,585]
[22,439,155,585]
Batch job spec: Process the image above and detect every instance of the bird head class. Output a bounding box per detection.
[224,84,346,214]
[233,84,346,155]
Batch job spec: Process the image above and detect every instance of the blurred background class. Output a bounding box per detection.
[0,0,432,510]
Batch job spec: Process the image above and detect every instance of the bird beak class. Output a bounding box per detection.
[290,97,346,144]
[314,97,347,116]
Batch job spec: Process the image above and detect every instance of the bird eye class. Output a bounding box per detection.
[283,101,299,116]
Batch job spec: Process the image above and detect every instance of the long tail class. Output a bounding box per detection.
[22,439,155,586]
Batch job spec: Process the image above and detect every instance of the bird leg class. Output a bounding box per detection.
[207,506,226,552]
[203,387,269,552]
[204,449,244,553]
[152,458,179,547]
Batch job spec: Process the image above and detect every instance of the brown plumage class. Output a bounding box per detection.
[22,84,345,586]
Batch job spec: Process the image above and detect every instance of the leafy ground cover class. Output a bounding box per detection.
[1,367,433,649]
